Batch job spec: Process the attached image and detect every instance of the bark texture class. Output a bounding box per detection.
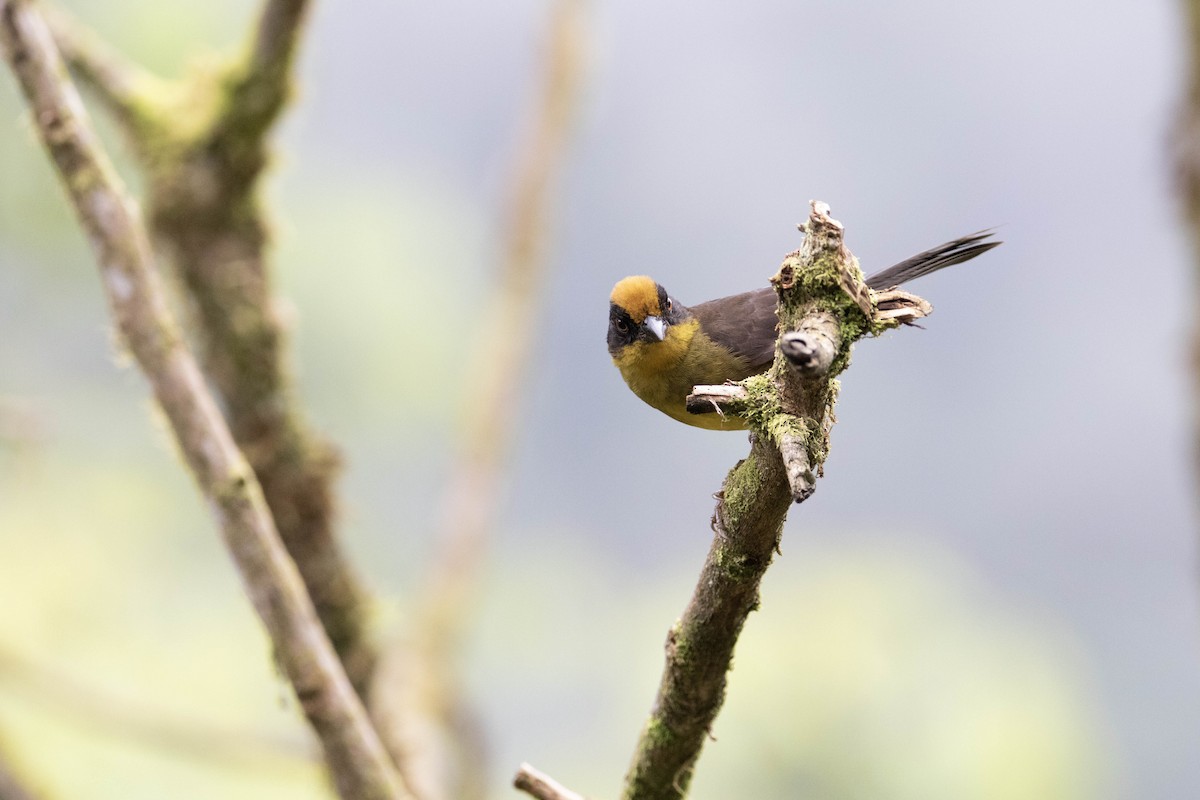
[0,3,408,797]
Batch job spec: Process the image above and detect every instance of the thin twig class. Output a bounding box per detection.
[684,385,747,416]
[0,4,407,797]
[870,288,932,323]
[371,1,587,797]
[513,763,588,800]
[424,0,587,634]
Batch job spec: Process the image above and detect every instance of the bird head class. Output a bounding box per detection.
[607,276,688,356]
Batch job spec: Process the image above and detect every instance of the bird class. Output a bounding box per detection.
[607,230,1000,430]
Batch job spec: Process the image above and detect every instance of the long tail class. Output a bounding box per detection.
[865,230,1000,289]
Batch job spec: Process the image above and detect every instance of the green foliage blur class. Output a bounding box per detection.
[0,1,1113,798]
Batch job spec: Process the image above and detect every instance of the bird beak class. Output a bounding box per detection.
[642,315,667,342]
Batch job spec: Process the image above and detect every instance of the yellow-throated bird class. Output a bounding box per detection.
[607,231,1000,430]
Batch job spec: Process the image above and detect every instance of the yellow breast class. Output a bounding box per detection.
[612,319,755,431]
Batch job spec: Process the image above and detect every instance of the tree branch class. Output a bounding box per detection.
[209,0,310,180]
[621,438,791,799]
[424,0,586,621]
[622,201,932,799]
[50,0,376,698]
[0,4,407,797]
[513,763,588,800]
[779,311,839,378]
[41,3,169,144]
[155,0,377,698]
[44,0,373,701]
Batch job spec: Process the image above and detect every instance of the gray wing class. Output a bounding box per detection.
[685,231,998,374]
[690,287,778,373]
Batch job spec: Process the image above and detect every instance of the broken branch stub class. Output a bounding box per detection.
[780,310,840,378]
[872,288,933,325]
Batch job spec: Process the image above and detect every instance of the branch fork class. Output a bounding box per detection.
[687,200,933,503]
[0,2,407,797]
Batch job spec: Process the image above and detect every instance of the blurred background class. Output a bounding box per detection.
[0,0,1194,798]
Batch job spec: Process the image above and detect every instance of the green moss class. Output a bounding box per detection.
[642,716,677,752]
[670,621,693,665]
[765,412,811,450]
[721,450,765,530]
[713,545,755,582]
[736,374,784,434]
[725,235,876,487]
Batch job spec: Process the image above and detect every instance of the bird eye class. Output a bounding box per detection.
[666,298,673,312]
[615,319,629,333]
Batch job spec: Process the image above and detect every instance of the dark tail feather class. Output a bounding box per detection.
[865,230,1001,290]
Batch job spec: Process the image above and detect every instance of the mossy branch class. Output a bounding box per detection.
[689,201,933,502]
[619,201,935,800]
[210,0,309,167]
[620,438,792,800]
[42,4,170,146]
[44,0,377,700]
[0,2,408,797]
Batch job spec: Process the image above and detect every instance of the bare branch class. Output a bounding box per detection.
[513,763,588,800]
[44,0,366,687]
[372,1,588,796]
[684,384,747,416]
[428,0,587,598]
[90,0,373,697]
[871,287,932,324]
[778,433,816,502]
[369,641,485,800]
[0,4,407,797]
[47,0,375,714]
[248,0,309,85]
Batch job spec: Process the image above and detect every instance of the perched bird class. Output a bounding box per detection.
[607,231,1000,430]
